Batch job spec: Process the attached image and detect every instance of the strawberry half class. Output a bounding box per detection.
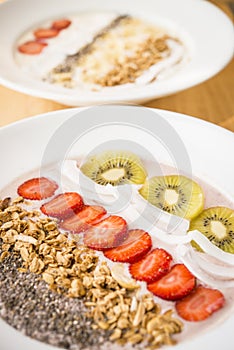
[18,41,47,55]
[60,205,107,233]
[52,19,72,30]
[17,177,58,200]
[129,248,172,283]
[147,264,196,301]
[34,28,59,39]
[104,229,152,263]
[176,285,225,322]
[83,215,128,251]
[40,192,84,219]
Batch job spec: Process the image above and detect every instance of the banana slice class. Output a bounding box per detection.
[111,263,139,290]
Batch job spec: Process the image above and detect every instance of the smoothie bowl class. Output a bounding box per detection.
[0,0,233,105]
[0,106,234,350]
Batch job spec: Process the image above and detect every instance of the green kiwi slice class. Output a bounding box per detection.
[139,175,204,220]
[190,206,234,253]
[81,151,147,186]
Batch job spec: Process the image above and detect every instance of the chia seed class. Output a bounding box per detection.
[0,241,110,350]
[52,15,129,75]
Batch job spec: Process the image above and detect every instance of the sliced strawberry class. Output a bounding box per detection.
[18,41,47,55]
[129,248,172,283]
[176,285,225,322]
[52,19,71,30]
[40,192,84,219]
[17,177,58,200]
[34,28,59,39]
[83,215,128,251]
[147,264,196,301]
[104,229,152,264]
[60,205,107,233]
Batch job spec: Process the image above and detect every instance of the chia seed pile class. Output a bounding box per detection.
[0,242,110,350]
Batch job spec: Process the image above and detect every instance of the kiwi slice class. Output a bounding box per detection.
[190,206,234,253]
[81,151,147,186]
[139,175,204,220]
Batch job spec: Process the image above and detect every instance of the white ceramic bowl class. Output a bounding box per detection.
[0,0,233,106]
[0,106,234,350]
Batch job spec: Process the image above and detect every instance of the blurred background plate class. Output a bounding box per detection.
[0,0,233,106]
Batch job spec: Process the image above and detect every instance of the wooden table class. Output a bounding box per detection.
[0,0,233,132]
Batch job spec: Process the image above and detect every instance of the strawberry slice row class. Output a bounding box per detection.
[102,227,225,322]
[18,18,71,54]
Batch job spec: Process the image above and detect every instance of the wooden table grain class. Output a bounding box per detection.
[0,0,233,132]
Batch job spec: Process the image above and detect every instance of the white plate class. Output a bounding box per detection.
[0,0,233,106]
[0,106,234,350]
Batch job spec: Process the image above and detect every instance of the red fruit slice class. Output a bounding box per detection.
[34,28,59,39]
[129,248,172,283]
[176,285,225,322]
[18,41,47,55]
[147,264,196,301]
[104,229,152,264]
[40,192,84,219]
[83,215,128,251]
[17,177,58,200]
[52,19,71,30]
[60,205,107,233]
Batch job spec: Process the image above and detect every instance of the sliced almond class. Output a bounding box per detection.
[111,263,139,290]
[15,234,38,245]
[133,300,145,327]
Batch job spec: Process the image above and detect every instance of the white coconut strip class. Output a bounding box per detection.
[175,239,234,278]
[176,245,234,289]
[132,191,189,235]
[189,230,234,266]
[61,160,119,202]
[149,226,192,245]
[191,251,234,279]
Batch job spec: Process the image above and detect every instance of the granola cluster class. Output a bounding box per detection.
[0,197,183,349]
[89,37,169,87]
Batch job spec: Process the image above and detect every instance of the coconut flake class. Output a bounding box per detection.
[132,192,189,235]
[61,160,119,202]
[194,252,234,279]
[176,244,234,288]
[189,230,234,266]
